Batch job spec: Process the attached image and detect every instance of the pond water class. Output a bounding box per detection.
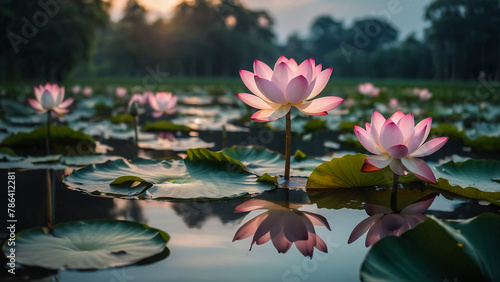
[2,131,498,281]
[1,86,500,281]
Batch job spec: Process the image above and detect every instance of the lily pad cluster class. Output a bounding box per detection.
[306,154,500,205]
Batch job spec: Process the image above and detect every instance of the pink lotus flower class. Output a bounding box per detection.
[389,98,399,108]
[82,86,92,97]
[71,85,81,94]
[348,194,435,247]
[232,199,330,258]
[237,56,343,122]
[358,83,380,97]
[354,110,448,184]
[418,88,432,101]
[28,83,74,115]
[116,87,127,98]
[148,92,177,117]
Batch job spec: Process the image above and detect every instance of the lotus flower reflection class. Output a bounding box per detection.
[348,194,436,247]
[232,199,330,258]
[354,110,448,184]
[148,92,178,117]
[29,83,74,115]
[237,56,343,122]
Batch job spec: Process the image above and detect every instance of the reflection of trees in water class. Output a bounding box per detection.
[170,189,311,229]
[171,199,247,229]
[428,201,500,219]
[0,170,115,238]
[111,200,147,223]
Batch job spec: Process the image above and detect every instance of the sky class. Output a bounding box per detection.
[109,0,434,43]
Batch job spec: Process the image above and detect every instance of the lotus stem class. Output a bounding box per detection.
[285,186,290,209]
[133,116,139,157]
[46,111,51,155]
[285,110,291,180]
[391,173,399,212]
[222,124,227,149]
[46,169,54,231]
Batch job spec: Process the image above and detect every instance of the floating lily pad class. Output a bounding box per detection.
[2,220,169,270]
[431,160,500,204]
[63,148,274,199]
[464,135,500,154]
[143,121,190,132]
[171,116,249,132]
[70,121,156,141]
[361,214,500,281]
[221,146,324,177]
[2,125,95,155]
[0,154,122,169]
[109,113,134,124]
[303,118,328,132]
[138,137,215,151]
[28,154,62,164]
[306,154,418,189]
[0,147,20,161]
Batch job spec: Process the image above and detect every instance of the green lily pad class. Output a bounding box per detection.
[138,137,215,151]
[2,125,95,155]
[221,146,324,177]
[306,154,418,189]
[2,220,169,270]
[109,113,134,124]
[303,118,328,132]
[361,214,500,281]
[63,149,274,199]
[0,147,16,156]
[28,154,62,164]
[464,135,500,154]
[431,160,500,204]
[143,121,190,132]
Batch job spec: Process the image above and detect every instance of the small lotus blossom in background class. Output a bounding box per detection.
[157,132,176,141]
[148,92,178,117]
[82,86,92,97]
[412,87,420,95]
[348,194,435,247]
[418,88,432,101]
[232,199,330,258]
[412,87,432,101]
[389,98,399,108]
[116,87,127,98]
[28,83,74,115]
[354,110,448,184]
[358,83,380,97]
[71,85,81,94]
[343,98,355,108]
[237,56,343,122]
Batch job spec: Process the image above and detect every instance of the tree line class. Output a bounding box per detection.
[1,0,499,82]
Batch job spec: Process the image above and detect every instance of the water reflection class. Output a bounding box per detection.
[348,194,436,247]
[232,199,331,258]
[171,199,247,228]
